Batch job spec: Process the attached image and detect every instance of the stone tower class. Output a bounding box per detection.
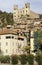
[13,3,30,22]
[24,2,30,16]
[13,5,18,22]
[25,3,30,8]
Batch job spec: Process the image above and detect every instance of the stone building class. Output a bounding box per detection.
[13,2,39,22]
[0,27,27,55]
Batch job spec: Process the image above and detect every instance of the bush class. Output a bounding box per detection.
[11,55,18,65]
[0,55,10,63]
[19,54,27,64]
[27,54,34,65]
[36,54,42,65]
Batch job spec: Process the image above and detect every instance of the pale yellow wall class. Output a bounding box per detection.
[30,31,36,56]
[0,34,27,55]
[13,3,30,21]
[30,38,34,51]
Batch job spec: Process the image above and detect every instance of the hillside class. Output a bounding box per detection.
[0,10,14,28]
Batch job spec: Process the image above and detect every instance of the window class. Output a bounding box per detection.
[26,6,28,8]
[23,10,24,13]
[6,49,8,53]
[0,42,1,46]
[14,12,16,14]
[12,42,14,46]
[17,43,21,49]
[20,11,22,13]
[18,38,24,41]
[14,15,16,17]
[12,49,14,53]
[26,10,27,12]
[12,36,14,39]
[6,36,11,39]
[18,15,19,17]
[6,42,8,46]
[0,36,1,39]
[0,49,1,54]
[6,36,14,39]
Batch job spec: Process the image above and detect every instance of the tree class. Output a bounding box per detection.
[0,10,14,27]
[19,54,27,65]
[34,30,42,54]
[0,55,10,63]
[36,54,42,65]
[22,45,31,54]
[38,38,42,54]
[27,54,34,65]
[11,55,18,64]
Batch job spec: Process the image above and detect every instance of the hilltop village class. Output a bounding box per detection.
[0,2,42,56]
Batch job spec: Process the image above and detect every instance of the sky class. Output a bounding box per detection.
[0,0,42,14]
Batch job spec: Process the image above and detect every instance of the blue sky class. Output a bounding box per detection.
[0,0,42,14]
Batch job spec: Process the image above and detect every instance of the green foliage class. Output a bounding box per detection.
[27,54,34,65]
[34,30,42,53]
[0,10,14,27]
[0,54,34,65]
[0,55,10,63]
[23,46,30,54]
[6,13,14,25]
[36,54,42,65]
[19,54,27,64]
[11,55,18,64]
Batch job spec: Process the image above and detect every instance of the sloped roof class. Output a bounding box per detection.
[0,28,21,35]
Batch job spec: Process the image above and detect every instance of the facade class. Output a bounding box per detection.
[0,28,27,55]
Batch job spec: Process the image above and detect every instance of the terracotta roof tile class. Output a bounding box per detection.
[0,29,21,35]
